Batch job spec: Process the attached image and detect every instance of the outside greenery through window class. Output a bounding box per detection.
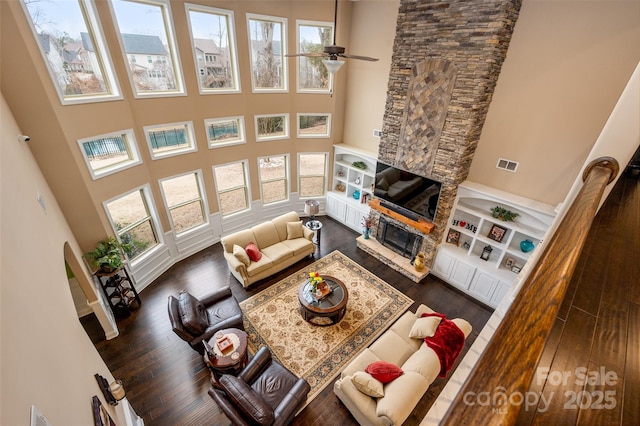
[247,14,287,91]
[160,172,207,234]
[258,155,288,204]
[186,4,240,93]
[296,21,333,92]
[299,153,327,197]
[22,0,120,104]
[105,187,159,261]
[255,114,289,141]
[298,114,331,138]
[213,161,250,216]
[111,0,184,96]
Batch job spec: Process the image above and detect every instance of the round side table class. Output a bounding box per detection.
[203,328,248,377]
[305,220,323,246]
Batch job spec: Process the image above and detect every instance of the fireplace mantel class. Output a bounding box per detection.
[369,199,435,234]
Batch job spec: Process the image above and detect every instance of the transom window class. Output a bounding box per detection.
[78,129,141,179]
[299,153,327,197]
[213,161,251,217]
[21,0,121,104]
[255,114,289,141]
[296,20,333,93]
[205,116,246,148]
[110,0,185,97]
[105,186,160,261]
[159,172,207,235]
[186,4,240,94]
[143,121,197,159]
[297,113,331,138]
[258,155,289,205]
[246,13,287,92]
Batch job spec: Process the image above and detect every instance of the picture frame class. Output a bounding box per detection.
[504,257,515,268]
[487,224,507,243]
[446,229,461,245]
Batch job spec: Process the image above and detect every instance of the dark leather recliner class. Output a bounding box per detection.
[167,286,244,353]
[209,346,310,426]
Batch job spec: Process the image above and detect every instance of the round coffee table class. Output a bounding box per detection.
[298,275,348,326]
[203,328,248,376]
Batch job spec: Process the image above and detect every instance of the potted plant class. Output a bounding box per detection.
[490,206,519,222]
[87,237,130,273]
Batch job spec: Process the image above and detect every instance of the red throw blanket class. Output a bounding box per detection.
[421,313,465,377]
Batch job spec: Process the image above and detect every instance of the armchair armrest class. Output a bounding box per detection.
[272,379,311,426]
[208,388,251,426]
[200,286,233,305]
[239,346,271,384]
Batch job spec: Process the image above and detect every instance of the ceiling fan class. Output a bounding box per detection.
[286,0,378,74]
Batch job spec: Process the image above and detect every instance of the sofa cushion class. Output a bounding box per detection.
[245,242,262,262]
[286,221,304,240]
[271,211,301,241]
[281,237,313,256]
[351,371,384,398]
[409,315,442,339]
[401,344,441,382]
[365,361,403,384]
[219,375,275,426]
[233,244,251,266]
[252,221,281,248]
[246,255,274,277]
[261,242,294,264]
[221,229,255,254]
[178,292,208,335]
[369,329,416,366]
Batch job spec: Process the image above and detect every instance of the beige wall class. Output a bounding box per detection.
[0,94,123,425]
[467,0,640,206]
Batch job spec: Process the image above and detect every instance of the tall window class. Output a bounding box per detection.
[78,130,141,179]
[296,20,333,93]
[299,153,327,197]
[110,0,185,97]
[205,116,245,148]
[21,0,121,104]
[213,161,251,217]
[105,186,160,261]
[247,14,287,92]
[186,4,240,94]
[258,155,288,205]
[160,172,207,235]
[143,121,197,159]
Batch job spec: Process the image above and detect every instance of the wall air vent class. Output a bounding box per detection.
[496,158,519,172]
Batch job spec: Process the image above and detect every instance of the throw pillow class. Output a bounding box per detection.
[286,220,304,240]
[365,361,403,384]
[351,371,384,398]
[177,291,208,335]
[376,177,389,191]
[233,244,250,266]
[409,315,442,339]
[245,242,262,262]
[219,375,275,426]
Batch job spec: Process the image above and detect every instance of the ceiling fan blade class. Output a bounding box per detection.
[339,53,379,62]
[285,53,327,58]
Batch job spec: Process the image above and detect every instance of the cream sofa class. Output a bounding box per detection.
[334,304,472,426]
[220,211,315,288]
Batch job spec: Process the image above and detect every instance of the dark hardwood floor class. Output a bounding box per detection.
[81,170,639,426]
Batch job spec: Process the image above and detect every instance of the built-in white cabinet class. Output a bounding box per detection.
[431,181,557,308]
[326,144,377,232]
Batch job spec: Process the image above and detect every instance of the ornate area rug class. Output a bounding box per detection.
[240,250,413,402]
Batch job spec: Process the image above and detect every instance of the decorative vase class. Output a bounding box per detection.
[414,253,426,272]
[362,228,371,239]
[353,190,361,200]
[520,239,535,253]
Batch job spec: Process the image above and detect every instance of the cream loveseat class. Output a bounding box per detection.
[334,304,472,426]
[220,211,315,288]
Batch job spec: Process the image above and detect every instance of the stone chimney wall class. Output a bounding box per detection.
[377,0,522,266]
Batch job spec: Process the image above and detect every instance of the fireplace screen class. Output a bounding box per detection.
[376,218,422,259]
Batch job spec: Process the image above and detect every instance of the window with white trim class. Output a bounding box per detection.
[78,129,141,179]
[213,161,251,217]
[110,0,185,97]
[246,13,287,92]
[105,186,160,261]
[159,171,207,235]
[296,20,333,93]
[299,153,327,197]
[255,113,289,141]
[205,116,245,148]
[143,121,197,159]
[186,4,240,94]
[297,113,331,138]
[258,155,289,205]
[21,0,121,104]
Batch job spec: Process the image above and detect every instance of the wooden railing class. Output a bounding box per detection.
[441,157,619,425]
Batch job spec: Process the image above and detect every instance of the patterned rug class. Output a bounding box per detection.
[240,250,413,402]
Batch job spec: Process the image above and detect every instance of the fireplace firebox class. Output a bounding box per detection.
[376,217,423,259]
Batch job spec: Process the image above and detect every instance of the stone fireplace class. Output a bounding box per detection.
[376,217,423,259]
[361,0,522,277]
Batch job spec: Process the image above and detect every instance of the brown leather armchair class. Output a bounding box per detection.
[209,346,310,426]
[167,286,244,353]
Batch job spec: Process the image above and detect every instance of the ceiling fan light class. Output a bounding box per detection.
[322,59,345,74]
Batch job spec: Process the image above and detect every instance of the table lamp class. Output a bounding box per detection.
[304,200,320,226]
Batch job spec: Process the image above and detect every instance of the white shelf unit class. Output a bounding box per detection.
[431,181,557,308]
[326,144,377,232]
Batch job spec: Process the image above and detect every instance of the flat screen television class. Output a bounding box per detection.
[373,161,442,222]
